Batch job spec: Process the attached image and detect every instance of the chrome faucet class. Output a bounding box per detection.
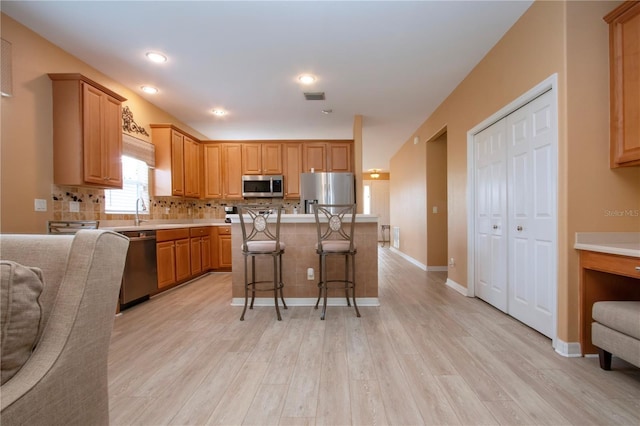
[135,197,147,226]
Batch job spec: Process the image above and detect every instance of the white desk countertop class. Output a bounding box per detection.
[574,232,640,258]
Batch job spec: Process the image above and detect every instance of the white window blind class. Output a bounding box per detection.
[105,156,150,214]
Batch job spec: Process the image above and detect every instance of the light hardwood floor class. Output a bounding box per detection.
[108,247,640,425]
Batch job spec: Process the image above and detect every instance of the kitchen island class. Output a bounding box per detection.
[228,214,380,307]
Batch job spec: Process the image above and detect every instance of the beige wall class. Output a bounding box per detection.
[390,0,640,344]
[426,133,448,268]
[389,131,427,263]
[0,13,207,233]
[564,0,640,340]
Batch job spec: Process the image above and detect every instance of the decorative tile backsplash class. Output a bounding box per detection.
[51,184,301,222]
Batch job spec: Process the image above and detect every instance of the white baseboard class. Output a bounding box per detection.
[231,297,380,307]
[553,339,582,357]
[427,266,448,272]
[445,278,469,296]
[388,247,427,271]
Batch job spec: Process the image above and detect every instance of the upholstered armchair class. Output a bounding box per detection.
[1,230,129,425]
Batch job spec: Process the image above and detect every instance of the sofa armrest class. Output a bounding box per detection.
[1,230,129,425]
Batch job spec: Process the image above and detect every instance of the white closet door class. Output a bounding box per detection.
[506,90,556,338]
[474,119,508,312]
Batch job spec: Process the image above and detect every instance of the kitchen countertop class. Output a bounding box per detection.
[574,232,640,258]
[100,221,230,232]
[226,213,378,224]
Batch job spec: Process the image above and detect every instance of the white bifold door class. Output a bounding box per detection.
[474,90,557,338]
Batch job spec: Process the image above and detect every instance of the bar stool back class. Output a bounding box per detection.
[237,204,287,320]
[313,204,361,320]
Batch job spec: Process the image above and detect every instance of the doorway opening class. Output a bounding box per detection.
[426,129,449,272]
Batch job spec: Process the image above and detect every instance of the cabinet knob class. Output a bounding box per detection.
[636,266,640,271]
[492,225,498,229]
[516,226,523,231]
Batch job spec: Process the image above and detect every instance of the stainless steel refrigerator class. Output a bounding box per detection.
[300,172,355,213]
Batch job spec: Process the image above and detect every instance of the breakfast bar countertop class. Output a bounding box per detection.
[574,232,640,258]
[225,213,379,224]
[100,220,229,232]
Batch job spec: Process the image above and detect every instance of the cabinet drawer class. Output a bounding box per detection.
[157,228,190,242]
[190,227,210,237]
[217,226,231,235]
[580,251,640,279]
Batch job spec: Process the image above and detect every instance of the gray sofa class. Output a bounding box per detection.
[0,230,128,425]
[592,301,640,370]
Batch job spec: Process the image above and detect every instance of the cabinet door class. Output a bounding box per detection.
[204,144,222,198]
[175,238,191,281]
[218,235,232,269]
[328,142,352,172]
[171,131,185,196]
[262,143,283,174]
[606,2,640,167]
[103,94,123,187]
[303,143,327,172]
[223,143,243,199]
[83,84,123,187]
[283,143,302,199]
[184,137,200,198]
[83,83,106,185]
[190,237,202,276]
[156,241,176,288]
[242,143,262,175]
[201,235,212,270]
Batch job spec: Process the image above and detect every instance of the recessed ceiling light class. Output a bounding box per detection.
[298,74,316,85]
[145,51,167,63]
[141,85,158,94]
[212,109,227,117]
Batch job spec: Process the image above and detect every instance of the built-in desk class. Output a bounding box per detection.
[228,214,380,307]
[575,233,640,355]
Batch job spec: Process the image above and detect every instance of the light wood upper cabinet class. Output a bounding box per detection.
[605,1,640,168]
[203,144,223,199]
[328,142,352,172]
[184,137,201,198]
[49,73,126,188]
[303,141,353,173]
[303,143,327,172]
[170,130,185,196]
[241,143,283,175]
[151,124,201,198]
[283,143,303,199]
[222,143,243,199]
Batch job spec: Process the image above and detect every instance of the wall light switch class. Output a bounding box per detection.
[69,201,80,212]
[34,199,47,212]
[432,206,438,214]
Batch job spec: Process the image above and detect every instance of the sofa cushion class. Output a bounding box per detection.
[592,301,640,341]
[1,260,44,385]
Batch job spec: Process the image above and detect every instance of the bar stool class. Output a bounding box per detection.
[237,204,287,321]
[313,204,360,320]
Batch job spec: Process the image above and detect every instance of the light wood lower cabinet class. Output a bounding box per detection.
[190,227,211,276]
[175,238,191,282]
[156,240,177,288]
[157,227,218,291]
[212,226,232,270]
[157,228,190,290]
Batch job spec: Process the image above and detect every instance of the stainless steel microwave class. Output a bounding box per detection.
[242,175,284,198]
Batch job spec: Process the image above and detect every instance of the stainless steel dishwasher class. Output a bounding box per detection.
[118,230,157,309]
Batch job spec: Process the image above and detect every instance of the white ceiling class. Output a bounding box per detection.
[2,1,532,172]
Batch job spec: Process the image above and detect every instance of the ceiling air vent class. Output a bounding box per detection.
[303,92,325,101]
